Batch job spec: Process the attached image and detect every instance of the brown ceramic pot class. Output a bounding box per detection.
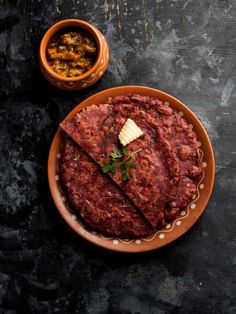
[39,19,109,90]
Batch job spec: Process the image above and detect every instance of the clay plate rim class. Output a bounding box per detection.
[48,86,215,253]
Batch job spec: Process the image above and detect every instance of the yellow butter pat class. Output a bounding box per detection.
[118,118,143,146]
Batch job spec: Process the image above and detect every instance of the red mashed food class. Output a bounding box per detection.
[60,138,153,237]
[60,94,203,232]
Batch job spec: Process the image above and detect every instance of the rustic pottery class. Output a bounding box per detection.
[39,19,109,90]
[48,86,215,252]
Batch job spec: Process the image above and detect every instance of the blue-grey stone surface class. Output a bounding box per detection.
[0,0,236,313]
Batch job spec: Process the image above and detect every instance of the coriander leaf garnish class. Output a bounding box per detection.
[121,162,137,181]
[119,148,142,165]
[102,162,116,175]
[122,168,130,181]
[102,148,140,181]
[110,148,126,160]
[129,162,137,169]
[74,153,80,161]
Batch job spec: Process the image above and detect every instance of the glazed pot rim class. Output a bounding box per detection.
[39,19,103,82]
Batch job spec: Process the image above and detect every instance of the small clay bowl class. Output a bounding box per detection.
[39,19,109,90]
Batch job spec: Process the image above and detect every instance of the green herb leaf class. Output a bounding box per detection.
[102,162,116,175]
[129,162,136,169]
[121,162,136,182]
[122,168,130,181]
[74,154,80,161]
[103,148,139,181]
[110,148,126,160]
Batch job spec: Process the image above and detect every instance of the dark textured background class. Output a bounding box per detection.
[0,0,236,313]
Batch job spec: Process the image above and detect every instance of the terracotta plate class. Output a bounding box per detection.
[48,86,215,253]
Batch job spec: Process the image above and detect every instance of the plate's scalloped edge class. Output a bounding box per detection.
[55,143,205,245]
[140,168,205,243]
